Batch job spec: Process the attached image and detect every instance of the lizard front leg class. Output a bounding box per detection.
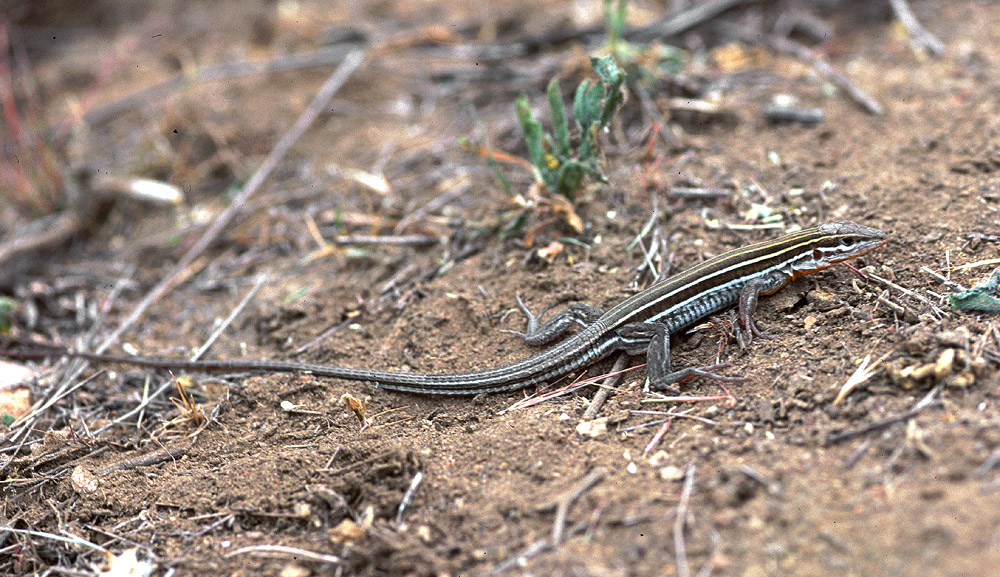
[615,321,748,391]
[737,271,788,346]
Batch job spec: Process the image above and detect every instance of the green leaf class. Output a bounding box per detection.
[592,54,623,86]
[949,266,1000,312]
[547,79,571,158]
[555,161,585,197]
[591,56,625,126]
[485,146,513,196]
[516,95,546,172]
[507,54,626,210]
[578,123,598,162]
[0,296,13,333]
[576,82,605,135]
[283,285,310,304]
[572,80,592,129]
[655,44,685,75]
[603,0,627,47]
[559,236,591,248]
[499,210,530,240]
[332,204,345,233]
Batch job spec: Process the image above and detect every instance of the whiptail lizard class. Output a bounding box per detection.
[1,221,887,395]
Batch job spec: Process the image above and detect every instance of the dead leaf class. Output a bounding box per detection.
[536,240,565,263]
[99,548,154,577]
[0,360,34,388]
[340,393,369,425]
[548,194,584,233]
[0,364,32,422]
[576,417,608,438]
[328,505,374,544]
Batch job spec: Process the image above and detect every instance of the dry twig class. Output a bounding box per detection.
[537,467,607,546]
[479,540,551,576]
[920,265,965,292]
[191,272,269,361]
[889,0,945,56]
[581,353,629,420]
[84,46,360,126]
[630,0,758,43]
[329,234,439,247]
[727,27,883,115]
[94,447,188,476]
[100,49,364,354]
[395,471,424,523]
[826,385,942,444]
[224,544,341,564]
[669,187,735,199]
[673,464,697,577]
[868,272,946,319]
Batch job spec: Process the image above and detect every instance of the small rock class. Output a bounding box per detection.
[416,525,433,543]
[934,348,955,380]
[279,565,309,577]
[71,465,98,494]
[946,372,975,389]
[648,450,670,466]
[660,465,685,481]
[576,417,608,438]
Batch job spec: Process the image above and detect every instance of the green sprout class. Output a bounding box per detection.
[515,55,625,201]
[0,297,13,333]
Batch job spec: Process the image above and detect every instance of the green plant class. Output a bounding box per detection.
[515,55,625,201]
[604,0,629,59]
[0,297,13,333]
[601,0,685,81]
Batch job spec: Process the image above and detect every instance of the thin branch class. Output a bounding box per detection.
[728,27,883,115]
[395,471,424,523]
[826,385,942,444]
[84,46,359,125]
[224,544,341,564]
[673,464,697,577]
[94,447,188,476]
[479,540,551,576]
[328,234,440,247]
[582,353,629,420]
[868,272,946,318]
[889,0,945,56]
[669,187,736,199]
[99,49,364,354]
[920,265,965,292]
[191,272,269,361]
[630,0,759,43]
[393,179,473,234]
[92,377,186,437]
[0,527,105,552]
[539,467,608,546]
[7,370,105,440]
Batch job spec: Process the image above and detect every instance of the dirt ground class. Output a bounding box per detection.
[3,1,1000,575]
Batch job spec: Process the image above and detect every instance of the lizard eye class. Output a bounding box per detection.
[839,237,856,247]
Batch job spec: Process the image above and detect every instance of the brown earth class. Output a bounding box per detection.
[3,1,1000,576]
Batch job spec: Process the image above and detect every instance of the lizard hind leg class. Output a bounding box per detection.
[502,296,604,346]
